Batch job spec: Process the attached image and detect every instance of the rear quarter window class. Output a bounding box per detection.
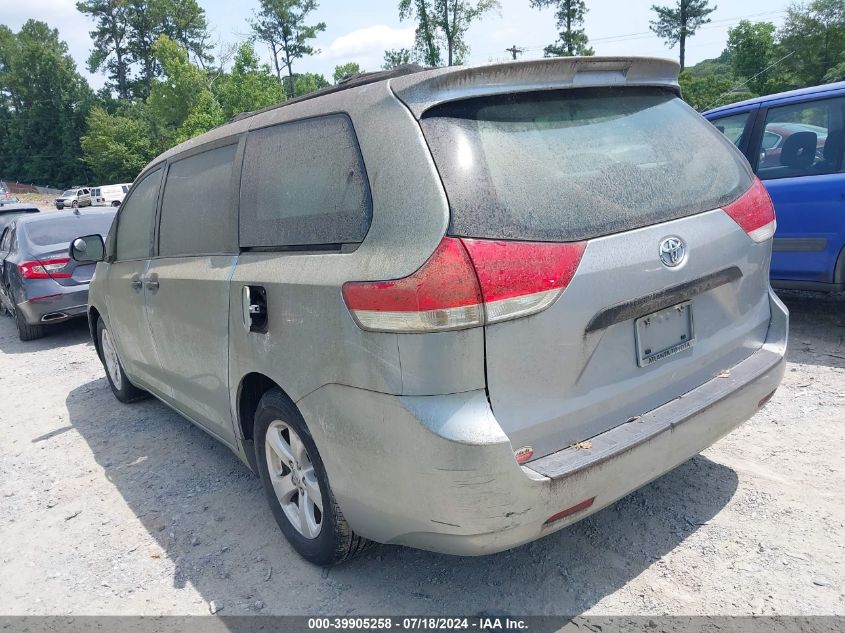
[421,87,753,242]
[239,113,372,248]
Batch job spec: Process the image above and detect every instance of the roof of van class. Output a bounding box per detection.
[232,56,681,123]
[148,57,680,174]
[704,81,845,116]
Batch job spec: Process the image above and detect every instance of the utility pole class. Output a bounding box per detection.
[505,45,524,60]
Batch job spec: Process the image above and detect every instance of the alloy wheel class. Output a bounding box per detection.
[264,420,323,539]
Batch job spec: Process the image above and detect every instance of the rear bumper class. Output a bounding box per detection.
[297,290,788,555]
[17,287,89,325]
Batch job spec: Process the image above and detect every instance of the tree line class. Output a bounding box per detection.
[1,0,844,189]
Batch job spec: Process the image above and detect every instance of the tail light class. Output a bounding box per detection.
[722,178,776,243]
[342,237,586,333]
[18,257,71,280]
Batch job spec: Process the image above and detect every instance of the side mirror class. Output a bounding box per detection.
[70,234,105,263]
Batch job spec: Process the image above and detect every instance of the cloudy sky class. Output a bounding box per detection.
[5,0,792,89]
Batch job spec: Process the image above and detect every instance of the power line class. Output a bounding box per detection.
[518,8,789,52]
[703,50,796,111]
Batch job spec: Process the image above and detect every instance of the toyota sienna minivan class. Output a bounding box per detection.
[70,58,788,565]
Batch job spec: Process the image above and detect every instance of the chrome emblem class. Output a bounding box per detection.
[659,236,687,268]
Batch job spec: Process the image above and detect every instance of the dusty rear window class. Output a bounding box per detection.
[420,87,753,242]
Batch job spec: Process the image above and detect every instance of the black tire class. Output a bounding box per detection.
[71,200,78,208]
[111,200,120,207]
[96,318,147,403]
[14,307,44,341]
[254,389,371,565]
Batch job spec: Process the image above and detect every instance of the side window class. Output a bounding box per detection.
[756,97,845,180]
[239,113,372,247]
[711,112,751,147]
[115,168,163,261]
[158,144,238,257]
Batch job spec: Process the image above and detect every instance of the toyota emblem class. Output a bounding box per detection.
[659,236,687,268]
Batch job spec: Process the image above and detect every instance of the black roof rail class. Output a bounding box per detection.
[229,64,430,124]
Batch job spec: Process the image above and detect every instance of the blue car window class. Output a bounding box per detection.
[756,97,845,180]
[711,111,750,147]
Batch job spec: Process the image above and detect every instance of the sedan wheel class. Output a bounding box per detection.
[264,420,323,539]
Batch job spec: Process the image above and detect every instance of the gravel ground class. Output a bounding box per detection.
[0,290,843,616]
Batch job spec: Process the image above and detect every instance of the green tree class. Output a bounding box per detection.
[726,21,789,95]
[123,0,212,99]
[679,70,749,111]
[400,0,499,66]
[333,61,361,83]
[161,0,214,68]
[650,0,717,71]
[779,0,845,86]
[250,0,326,97]
[530,0,593,57]
[436,0,499,65]
[176,90,223,143]
[76,0,132,99]
[214,42,285,119]
[146,35,220,143]
[294,71,330,95]
[383,47,415,68]
[399,0,441,66]
[0,20,93,187]
[80,105,156,182]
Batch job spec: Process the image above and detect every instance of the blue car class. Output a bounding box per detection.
[705,82,845,292]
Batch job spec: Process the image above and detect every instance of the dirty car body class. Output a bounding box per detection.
[83,57,787,562]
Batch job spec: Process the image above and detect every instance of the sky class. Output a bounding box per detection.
[3,0,793,90]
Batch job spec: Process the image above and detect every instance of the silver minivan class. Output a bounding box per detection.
[71,58,788,565]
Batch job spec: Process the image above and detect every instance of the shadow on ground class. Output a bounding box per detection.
[65,377,738,615]
[776,290,845,371]
[47,288,840,614]
[0,314,90,355]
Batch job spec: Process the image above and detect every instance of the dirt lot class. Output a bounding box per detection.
[0,291,843,616]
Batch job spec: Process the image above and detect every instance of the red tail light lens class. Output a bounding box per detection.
[722,178,776,243]
[462,238,586,324]
[19,258,72,279]
[342,238,483,332]
[342,237,586,333]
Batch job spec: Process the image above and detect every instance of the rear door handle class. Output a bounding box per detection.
[144,276,159,291]
[130,275,142,291]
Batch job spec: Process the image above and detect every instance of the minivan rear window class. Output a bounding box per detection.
[239,114,372,248]
[421,88,753,242]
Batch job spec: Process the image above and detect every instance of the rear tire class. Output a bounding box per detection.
[14,308,44,341]
[97,319,147,403]
[254,389,371,565]
[111,200,120,207]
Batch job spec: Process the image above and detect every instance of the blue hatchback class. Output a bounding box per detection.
[705,83,845,292]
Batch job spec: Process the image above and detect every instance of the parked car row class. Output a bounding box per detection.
[55,183,131,210]
[64,59,787,566]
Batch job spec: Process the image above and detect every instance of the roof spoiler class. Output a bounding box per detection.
[389,57,681,118]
